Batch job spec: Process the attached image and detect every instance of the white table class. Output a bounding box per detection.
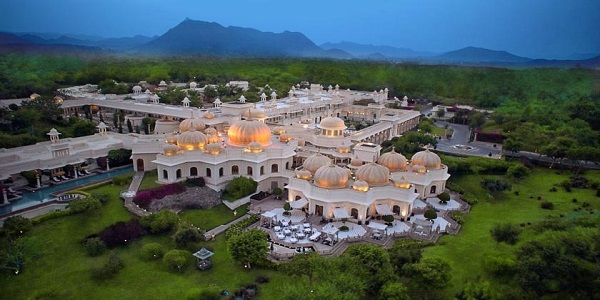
[303,228,312,234]
[290,237,298,244]
[303,223,311,228]
[284,229,292,236]
[277,233,286,240]
[296,232,306,239]
[274,226,281,232]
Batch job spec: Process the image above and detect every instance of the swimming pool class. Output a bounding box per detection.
[1,167,133,216]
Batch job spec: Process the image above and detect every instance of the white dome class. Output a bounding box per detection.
[247,141,263,153]
[314,165,349,189]
[203,111,215,119]
[206,143,221,155]
[377,149,407,172]
[177,129,207,151]
[318,117,347,130]
[302,153,332,174]
[411,149,441,170]
[179,118,205,132]
[295,169,313,180]
[392,175,411,189]
[166,135,178,145]
[227,120,272,147]
[355,163,390,186]
[352,180,369,192]
[189,82,197,88]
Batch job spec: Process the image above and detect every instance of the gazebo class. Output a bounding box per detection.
[193,248,214,271]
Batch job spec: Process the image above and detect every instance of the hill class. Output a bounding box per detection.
[139,19,346,58]
[321,41,434,59]
[437,46,532,63]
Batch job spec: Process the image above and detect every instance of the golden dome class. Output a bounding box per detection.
[411,149,441,170]
[377,149,407,172]
[179,117,205,132]
[303,153,332,174]
[392,176,411,189]
[53,96,63,103]
[412,165,427,174]
[177,129,207,151]
[279,134,291,143]
[163,144,179,156]
[204,127,217,135]
[355,163,390,186]
[227,120,272,147]
[242,109,267,120]
[352,180,369,192]
[273,127,286,135]
[318,117,347,130]
[295,169,313,180]
[166,135,178,145]
[206,143,221,155]
[203,112,215,119]
[30,93,41,99]
[314,165,349,189]
[246,141,263,153]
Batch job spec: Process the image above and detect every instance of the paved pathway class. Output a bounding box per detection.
[204,214,252,239]
[122,171,150,217]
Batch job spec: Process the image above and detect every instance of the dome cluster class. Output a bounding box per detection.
[179,117,205,132]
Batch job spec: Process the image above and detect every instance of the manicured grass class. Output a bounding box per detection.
[423,168,600,296]
[138,170,160,190]
[0,184,284,299]
[179,204,249,231]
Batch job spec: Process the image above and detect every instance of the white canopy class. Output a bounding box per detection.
[290,198,308,209]
[368,222,388,231]
[321,224,339,235]
[261,211,277,218]
[309,231,321,241]
[375,204,394,216]
[333,207,350,219]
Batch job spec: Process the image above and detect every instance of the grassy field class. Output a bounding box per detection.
[0,182,285,299]
[138,170,160,190]
[423,168,600,296]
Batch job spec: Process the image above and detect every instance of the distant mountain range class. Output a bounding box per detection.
[0,18,598,68]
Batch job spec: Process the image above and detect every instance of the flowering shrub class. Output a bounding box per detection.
[95,219,147,248]
[134,183,186,207]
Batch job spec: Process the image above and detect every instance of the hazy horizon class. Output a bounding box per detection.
[2,0,599,59]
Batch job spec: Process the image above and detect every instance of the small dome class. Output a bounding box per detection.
[295,169,313,180]
[279,134,291,143]
[203,111,215,119]
[47,128,61,136]
[411,149,441,170]
[273,127,286,135]
[53,96,63,103]
[177,129,207,151]
[206,143,221,155]
[350,157,364,167]
[352,180,369,192]
[189,82,197,88]
[412,165,427,174]
[163,144,179,156]
[313,165,349,189]
[355,163,390,186]
[303,153,332,174]
[159,80,167,86]
[377,149,407,172]
[204,127,217,135]
[242,109,267,120]
[246,141,263,153]
[179,118,205,132]
[318,117,347,130]
[30,93,41,99]
[392,176,411,189]
[227,120,272,147]
[336,143,351,153]
[166,135,178,144]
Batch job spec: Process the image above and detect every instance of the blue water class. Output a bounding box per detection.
[1,167,133,216]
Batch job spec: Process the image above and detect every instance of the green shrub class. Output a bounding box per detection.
[450,211,465,224]
[490,223,521,244]
[438,192,451,203]
[68,197,102,214]
[186,285,221,300]
[140,210,179,234]
[224,176,257,200]
[540,201,554,210]
[111,174,132,186]
[339,225,349,231]
[382,215,395,223]
[172,224,204,248]
[163,249,191,272]
[140,242,164,260]
[91,254,124,280]
[2,216,32,236]
[424,209,438,221]
[84,237,106,257]
[461,192,479,205]
[225,214,260,240]
[483,255,516,276]
[31,209,72,224]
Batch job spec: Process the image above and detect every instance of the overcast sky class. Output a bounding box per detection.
[2,0,599,59]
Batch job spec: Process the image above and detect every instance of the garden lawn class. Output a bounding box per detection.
[179,204,249,231]
[423,168,600,296]
[138,170,160,190]
[0,184,285,299]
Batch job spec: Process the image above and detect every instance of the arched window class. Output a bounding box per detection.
[176,169,182,179]
[219,167,224,177]
[271,164,278,173]
[162,169,168,180]
[260,166,265,175]
[190,167,198,177]
[393,205,401,215]
[247,166,253,175]
[231,165,239,175]
[430,186,437,194]
[206,168,212,178]
[351,208,359,219]
[285,162,290,170]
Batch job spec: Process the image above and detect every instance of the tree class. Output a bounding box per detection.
[403,257,452,290]
[378,281,409,300]
[172,223,204,248]
[480,178,511,193]
[506,164,530,181]
[68,196,102,214]
[282,252,322,286]
[2,216,32,236]
[345,244,394,293]
[163,249,191,272]
[438,192,450,204]
[91,253,124,279]
[227,229,268,268]
[225,176,258,200]
[272,187,282,200]
[424,208,438,221]
[388,240,425,275]
[490,222,521,244]
[502,136,523,153]
[0,236,42,274]
[72,120,97,137]
[140,242,164,260]
[84,237,106,257]
[456,281,495,300]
